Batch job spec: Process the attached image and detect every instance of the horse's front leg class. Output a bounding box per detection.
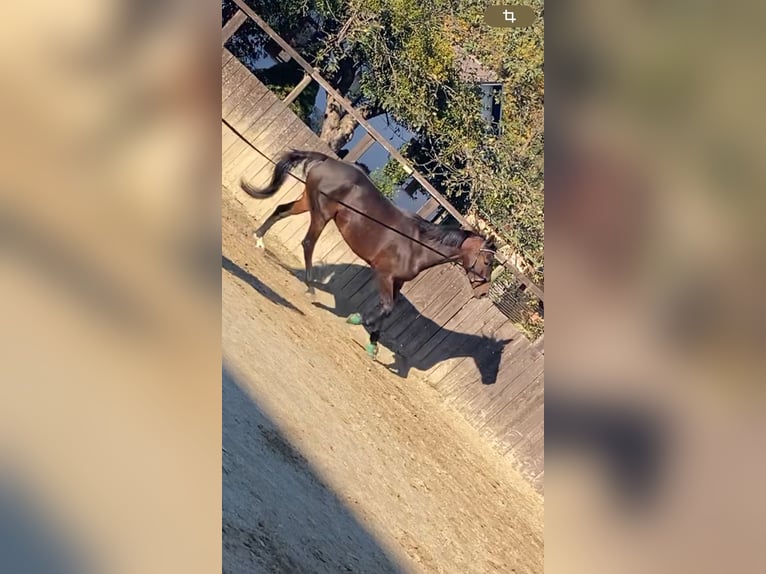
[346,276,402,358]
[347,302,393,359]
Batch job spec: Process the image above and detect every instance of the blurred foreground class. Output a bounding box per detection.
[0,2,220,573]
[547,1,766,573]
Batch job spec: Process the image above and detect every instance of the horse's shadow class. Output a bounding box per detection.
[294,263,513,385]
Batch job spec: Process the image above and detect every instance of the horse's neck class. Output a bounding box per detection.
[417,241,462,271]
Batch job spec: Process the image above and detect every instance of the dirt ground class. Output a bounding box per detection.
[222,189,543,574]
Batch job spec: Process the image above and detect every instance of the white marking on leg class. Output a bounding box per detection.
[254,235,265,249]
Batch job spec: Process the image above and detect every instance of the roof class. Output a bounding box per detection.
[453,46,500,84]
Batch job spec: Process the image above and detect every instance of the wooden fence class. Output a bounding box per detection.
[221,12,543,492]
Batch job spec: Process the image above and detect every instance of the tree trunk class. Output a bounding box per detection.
[319,98,359,153]
[318,57,360,153]
[315,58,388,152]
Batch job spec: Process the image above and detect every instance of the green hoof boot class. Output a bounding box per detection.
[365,342,379,359]
[346,313,363,325]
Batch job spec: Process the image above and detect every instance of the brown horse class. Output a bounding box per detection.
[240,149,496,357]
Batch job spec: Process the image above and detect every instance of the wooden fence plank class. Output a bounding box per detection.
[383,269,464,343]
[258,113,308,159]
[221,50,241,101]
[397,277,474,363]
[459,348,543,432]
[390,280,468,357]
[224,86,277,145]
[378,266,450,339]
[503,378,544,449]
[429,314,515,395]
[222,59,259,119]
[456,343,534,415]
[424,301,510,386]
[223,100,287,183]
[406,297,493,370]
[344,132,375,161]
[248,129,318,222]
[490,369,545,451]
[222,86,271,158]
[478,354,544,433]
[449,320,529,396]
[339,261,377,301]
[387,268,470,346]
[221,48,235,75]
[282,74,312,105]
[222,10,248,45]
[225,106,294,189]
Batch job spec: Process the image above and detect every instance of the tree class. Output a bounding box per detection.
[224,0,458,148]
[223,0,544,265]
[442,0,544,266]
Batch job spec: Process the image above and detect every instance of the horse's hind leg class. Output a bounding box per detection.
[301,214,329,294]
[253,190,310,248]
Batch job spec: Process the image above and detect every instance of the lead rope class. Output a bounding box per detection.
[248,154,495,282]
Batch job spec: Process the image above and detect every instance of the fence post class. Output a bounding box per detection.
[283,74,312,105]
[222,10,247,45]
[344,132,375,162]
[416,196,441,220]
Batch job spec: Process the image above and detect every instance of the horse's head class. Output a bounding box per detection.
[460,235,496,298]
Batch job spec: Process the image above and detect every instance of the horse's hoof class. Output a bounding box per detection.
[305,285,316,296]
[254,235,265,249]
[365,342,379,359]
[346,313,363,325]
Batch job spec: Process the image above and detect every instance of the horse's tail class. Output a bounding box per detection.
[239,149,330,198]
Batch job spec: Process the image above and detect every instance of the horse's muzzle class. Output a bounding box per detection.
[472,282,491,299]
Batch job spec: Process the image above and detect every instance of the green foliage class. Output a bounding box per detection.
[369,159,408,198]
[224,0,544,264]
[254,60,319,122]
[437,0,545,265]
[369,169,396,198]
[328,0,544,264]
[384,158,410,187]
[314,0,458,125]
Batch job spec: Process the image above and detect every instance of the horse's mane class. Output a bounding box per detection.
[409,213,471,247]
[354,162,371,175]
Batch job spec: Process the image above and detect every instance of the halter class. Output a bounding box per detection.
[465,246,496,286]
